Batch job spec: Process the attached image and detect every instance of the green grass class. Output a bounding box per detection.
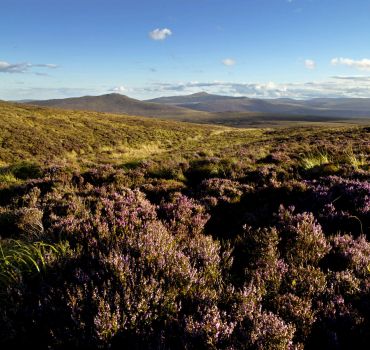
[0,101,369,177]
[301,151,331,170]
[0,101,260,168]
[0,239,64,286]
[345,146,367,169]
[0,172,21,186]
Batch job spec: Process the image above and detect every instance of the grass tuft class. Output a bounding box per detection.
[301,151,331,170]
[344,147,367,169]
[0,239,65,287]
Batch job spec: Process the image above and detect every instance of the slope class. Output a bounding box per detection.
[25,93,214,121]
[0,101,226,167]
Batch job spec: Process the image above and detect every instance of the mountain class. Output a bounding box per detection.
[146,92,233,105]
[23,93,370,127]
[147,92,257,112]
[26,93,214,121]
[147,93,370,118]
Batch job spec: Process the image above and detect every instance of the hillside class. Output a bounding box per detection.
[0,100,368,170]
[25,93,214,121]
[0,101,224,167]
[1,100,368,169]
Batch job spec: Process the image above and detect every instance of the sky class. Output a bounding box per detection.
[1,0,370,100]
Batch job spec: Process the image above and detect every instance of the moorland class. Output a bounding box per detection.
[0,100,369,349]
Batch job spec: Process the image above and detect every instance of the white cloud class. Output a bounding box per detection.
[331,57,370,71]
[0,60,58,74]
[149,28,172,41]
[222,58,236,66]
[110,86,126,93]
[304,59,316,70]
[0,61,30,73]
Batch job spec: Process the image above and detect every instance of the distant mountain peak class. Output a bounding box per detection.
[103,93,131,98]
[190,91,210,97]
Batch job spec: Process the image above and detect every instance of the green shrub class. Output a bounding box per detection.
[9,162,42,180]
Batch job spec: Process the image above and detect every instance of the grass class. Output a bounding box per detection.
[0,239,62,286]
[0,101,221,166]
[0,173,21,186]
[0,101,267,169]
[301,151,331,170]
[0,101,369,178]
[345,146,367,169]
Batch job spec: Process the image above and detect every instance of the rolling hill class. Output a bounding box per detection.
[25,93,214,121]
[1,99,368,172]
[0,100,227,167]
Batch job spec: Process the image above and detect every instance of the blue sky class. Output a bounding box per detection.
[1,0,370,100]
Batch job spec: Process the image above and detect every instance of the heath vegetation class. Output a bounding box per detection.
[0,102,369,349]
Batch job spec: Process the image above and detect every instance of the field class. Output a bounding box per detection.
[0,101,370,349]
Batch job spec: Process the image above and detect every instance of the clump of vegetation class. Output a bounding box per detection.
[344,146,367,169]
[0,239,66,288]
[301,151,331,170]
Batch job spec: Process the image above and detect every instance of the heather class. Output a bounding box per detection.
[0,103,370,349]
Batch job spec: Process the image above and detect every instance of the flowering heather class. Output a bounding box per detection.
[277,206,330,267]
[326,234,370,277]
[306,176,370,236]
[198,178,250,204]
[249,311,296,350]
[159,193,210,236]
[0,124,369,349]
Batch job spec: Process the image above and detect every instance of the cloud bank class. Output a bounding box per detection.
[331,57,370,71]
[141,76,370,99]
[4,76,370,101]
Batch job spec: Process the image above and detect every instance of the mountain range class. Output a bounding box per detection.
[21,92,370,126]
[147,92,370,117]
